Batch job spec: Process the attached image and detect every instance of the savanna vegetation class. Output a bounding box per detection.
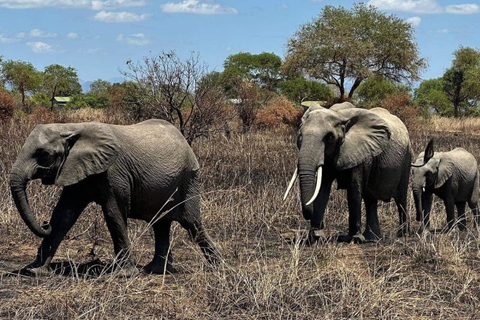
[1,3,480,319]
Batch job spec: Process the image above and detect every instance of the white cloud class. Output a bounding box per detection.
[92,10,149,22]
[161,0,238,15]
[368,0,479,15]
[67,32,79,39]
[437,28,449,33]
[0,34,19,43]
[116,33,150,45]
[27,41,54,53]
[406,16,421,27]
[17,28,57,38]
[0,0,145,10]
[445,4,479,14]
[367,0,442,14]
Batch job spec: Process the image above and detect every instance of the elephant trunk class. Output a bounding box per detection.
[412,187,423,222]
[10,165,51,238]
[298,142,324,221]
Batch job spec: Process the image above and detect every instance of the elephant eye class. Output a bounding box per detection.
[325,132,335,142]
[34,149,49,158]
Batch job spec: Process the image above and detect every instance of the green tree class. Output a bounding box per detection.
[1,60,41,107]
[284,3,425,99]
[442,47,480,117]
[43,64,82,110]
[89,79,112,95]
[413,78,452,116]
[223,52,283,92]
[355,75,409,108]
[278,77,332,104]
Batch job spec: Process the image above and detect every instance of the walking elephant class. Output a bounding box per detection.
[10,119,220,276]
[284,102,412,243]
[412,139,480,232]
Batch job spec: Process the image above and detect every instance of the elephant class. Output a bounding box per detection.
[284,102,412,243]
[412,139,480,232]
[9,119,220,276]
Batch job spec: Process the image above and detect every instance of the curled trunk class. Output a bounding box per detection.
[10,168,51,237]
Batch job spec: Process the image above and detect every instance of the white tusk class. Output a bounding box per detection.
[422,187,425,192]
[283,167,298,201]
[306,166,322,206]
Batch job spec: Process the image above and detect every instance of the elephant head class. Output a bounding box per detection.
[284,103,391,221]
[9,122,119,237]
[411,139,454,221]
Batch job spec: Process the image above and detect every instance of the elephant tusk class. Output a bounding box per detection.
[306,166,322,206]
[422,187,425,192]
[283,167,298,201]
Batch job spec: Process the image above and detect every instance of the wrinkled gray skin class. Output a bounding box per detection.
[292,102,412,243]
[10,119,219,276]
[412,142,480,232]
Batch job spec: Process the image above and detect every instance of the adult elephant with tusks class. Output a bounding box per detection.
[284,101,412,244]
[9,119,220,276]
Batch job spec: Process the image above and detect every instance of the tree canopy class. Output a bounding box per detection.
[223,52,283,92]
[413,78,451,116]
[442,47,480,117]
[283,3,426,98]
[43,64,82,110]
[1,60,41,106]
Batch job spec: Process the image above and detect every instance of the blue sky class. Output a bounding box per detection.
[0,0,479,86]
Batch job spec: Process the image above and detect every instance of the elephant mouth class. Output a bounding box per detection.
[41,177,55,185]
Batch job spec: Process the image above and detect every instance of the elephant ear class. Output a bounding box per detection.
[55,123,120,186]
[335,109,391,170]
[435,156,454,189]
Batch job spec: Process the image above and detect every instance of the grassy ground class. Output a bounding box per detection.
[0,113,480,319]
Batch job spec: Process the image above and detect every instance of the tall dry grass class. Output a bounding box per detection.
[0,111,479,319]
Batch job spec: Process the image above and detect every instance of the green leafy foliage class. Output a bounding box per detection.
[43,64,82,110]
[1,60,41,107]
[356,75,409,108]
[278,77,332,105]
[442,47,480,117]
[284,3,425,98]
[413,78,452,116]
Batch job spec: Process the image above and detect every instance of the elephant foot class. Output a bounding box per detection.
[143,256,175,275]
[304,228,327,246]
[337,233,366,243]
[19,263,52,277]
[363,228,381,242]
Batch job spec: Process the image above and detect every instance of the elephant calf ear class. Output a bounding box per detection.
[55,123,120,186]
[335,109,391,170]
[435,157,455,189]
[424,139,434,164]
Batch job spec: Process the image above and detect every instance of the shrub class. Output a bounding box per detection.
[0,88,15,121]
[379,94,421,131]
[255,96,303,129]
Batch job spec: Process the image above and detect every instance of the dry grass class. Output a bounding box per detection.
[1,113,480,319]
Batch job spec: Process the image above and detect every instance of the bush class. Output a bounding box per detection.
[379,94,421,131]
[255,96,303,129]
[0,88,15,121]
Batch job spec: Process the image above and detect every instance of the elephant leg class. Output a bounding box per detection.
[422,192,433,231]
[469,202,480,228]
[395,190,409,237]
[346,170,363,241]
[364,196,381,241]
[179,171,220,267]
[444,198,455,232]
[144,220,175,274]
[456,202,467,231]
[100,192,136,275]
[25,186,90,275]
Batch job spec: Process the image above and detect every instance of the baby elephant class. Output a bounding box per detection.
[412,139,480,232]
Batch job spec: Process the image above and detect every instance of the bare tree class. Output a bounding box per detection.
[122,51,229,144]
